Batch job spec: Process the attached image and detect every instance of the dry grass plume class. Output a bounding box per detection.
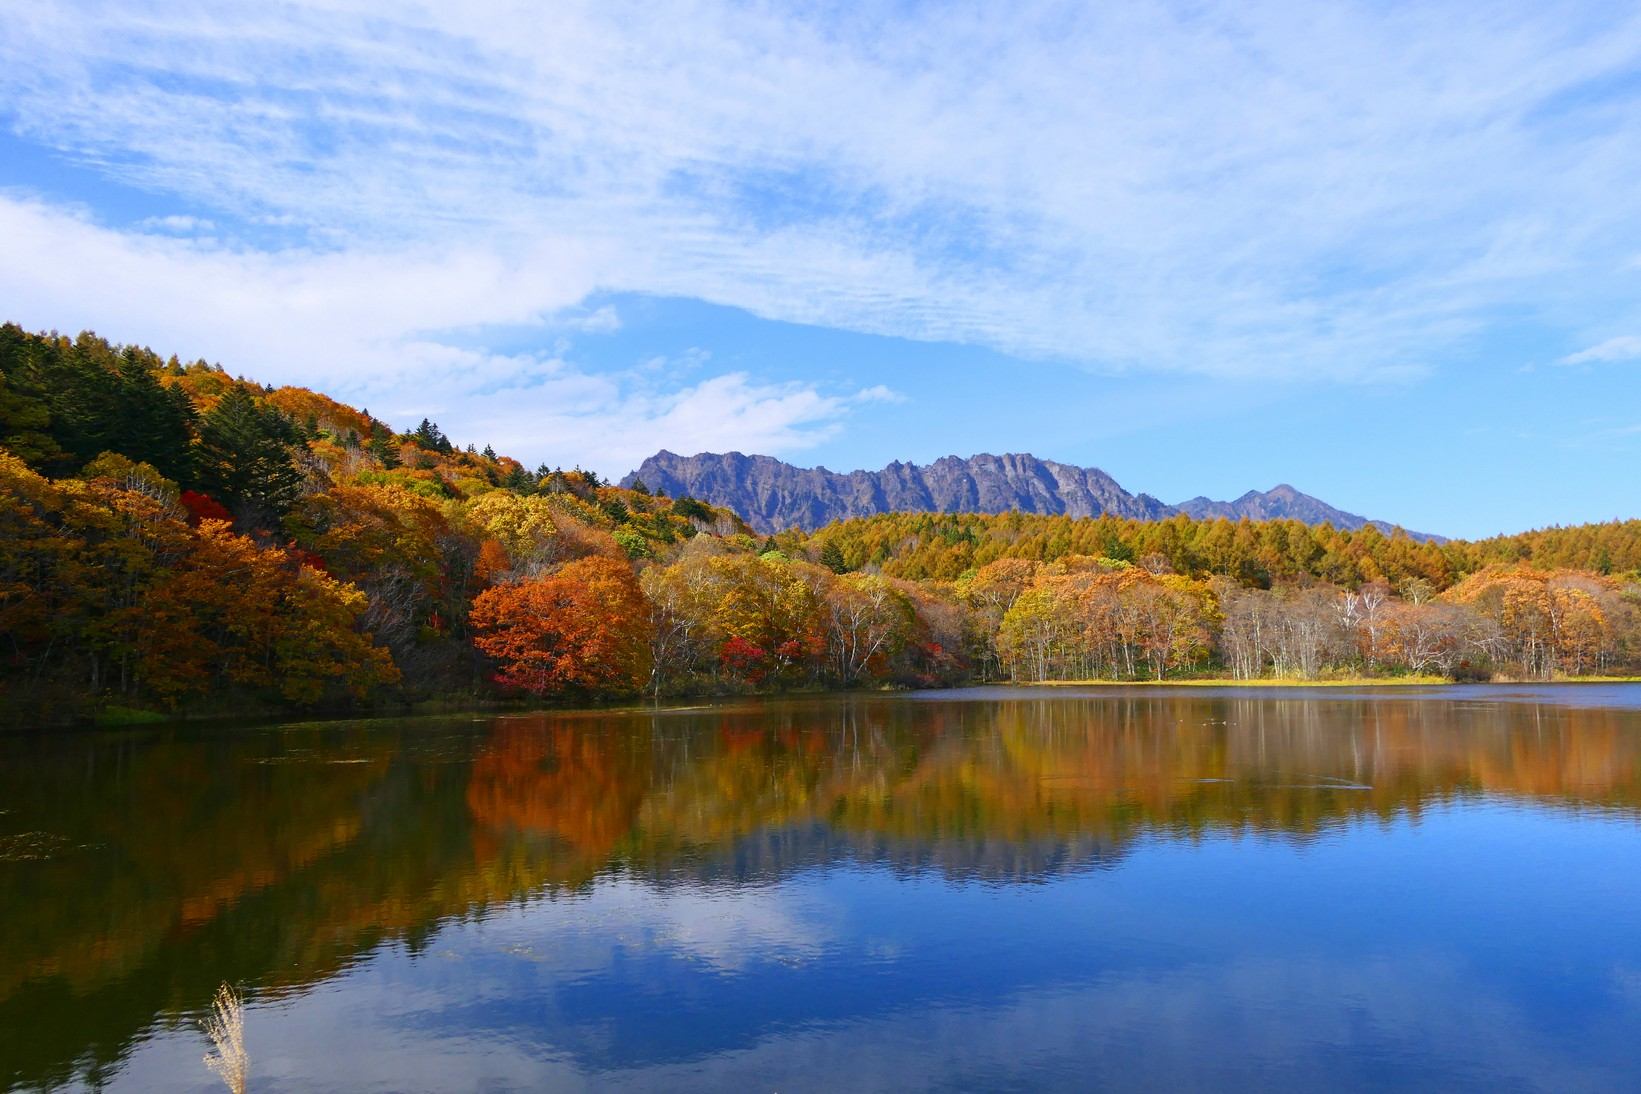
[201,982,249,1094]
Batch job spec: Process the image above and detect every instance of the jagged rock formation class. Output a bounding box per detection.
[624,450,1438,539]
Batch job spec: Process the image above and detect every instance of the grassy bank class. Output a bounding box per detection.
[1487,674,1641,685]
[1024,674,1641,688]
[1025,675,1451,688]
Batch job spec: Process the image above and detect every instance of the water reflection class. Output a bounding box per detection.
[2,688,1639,1091]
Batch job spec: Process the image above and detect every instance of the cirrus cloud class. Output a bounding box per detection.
[1559,335,1641,366]
[3,0,1641,469]
[0,194,887,473]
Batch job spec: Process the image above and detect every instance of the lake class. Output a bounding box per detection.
[3,685,1640,1092]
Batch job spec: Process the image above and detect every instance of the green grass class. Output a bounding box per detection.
[1027,674,1641,688]
[94,704,170,726]
[1027,675,1453,688]
[1498,674,1641,684]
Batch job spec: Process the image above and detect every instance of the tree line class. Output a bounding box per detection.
[979,557,1636,683]
[768,508,1641,589]
[2,322,1638,723]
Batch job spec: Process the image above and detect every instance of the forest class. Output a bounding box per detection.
[3,322,1639,724]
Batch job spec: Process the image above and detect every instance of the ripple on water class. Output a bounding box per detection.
[0,830,74,861]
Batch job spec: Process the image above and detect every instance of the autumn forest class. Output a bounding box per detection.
[3,322,1640,725]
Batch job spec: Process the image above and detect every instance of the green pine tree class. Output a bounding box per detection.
[412,418,453,454]
[369,432,401,469]
[195,386,304,526]
[113,350,195,484]
[41,333,124,468]
[673,495,713,522]
[0,368,62,468]
[820,540,849,573]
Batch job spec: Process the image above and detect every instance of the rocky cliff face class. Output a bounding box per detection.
[623,451,1437,539]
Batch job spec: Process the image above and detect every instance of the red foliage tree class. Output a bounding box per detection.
[178,489,232,526]
[720,635,771,684]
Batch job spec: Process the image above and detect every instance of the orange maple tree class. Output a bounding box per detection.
[469,556,653,695]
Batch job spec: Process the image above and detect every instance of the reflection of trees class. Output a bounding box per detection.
[471,697,1641,886]
[466,720,649,888]
[3,695,1640,1090]
[1,734,386,1000]
[0,726,454,1092]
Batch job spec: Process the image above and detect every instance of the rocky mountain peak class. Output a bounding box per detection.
[622,451,1438,540]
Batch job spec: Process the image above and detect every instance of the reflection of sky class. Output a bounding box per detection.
[112,802,1641,1093]
[913,681,1641,711]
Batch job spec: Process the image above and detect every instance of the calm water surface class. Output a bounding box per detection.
[3,685,1640,1092]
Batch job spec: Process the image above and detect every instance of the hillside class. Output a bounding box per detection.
[625,450,1437,539]
[3,320,1637,725]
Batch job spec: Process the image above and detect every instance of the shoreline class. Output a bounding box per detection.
[14,675,1641,734]
[1018,675,1641,688]
[1024,676,1448,688]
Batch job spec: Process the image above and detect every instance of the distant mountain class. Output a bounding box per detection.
[623,451,1441,540]
[1174,485,1425,539]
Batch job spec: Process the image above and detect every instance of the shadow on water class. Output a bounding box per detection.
[2,687,1640,1090]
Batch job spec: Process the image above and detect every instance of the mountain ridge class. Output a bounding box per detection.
[622,450,1441,541]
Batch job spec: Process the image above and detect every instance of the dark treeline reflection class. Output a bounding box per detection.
[3,692,1639,1089]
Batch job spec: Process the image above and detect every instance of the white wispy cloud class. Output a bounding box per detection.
[0,195,873,472]
[3,0,1641,461]
[855,385,907,405]
[137,214,215,234]
[565,305,621,335]
[463,370,894,473]
[1558,335,1641,365]
[0,194,600,386]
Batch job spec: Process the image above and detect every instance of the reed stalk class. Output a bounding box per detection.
[201,982,249,1094]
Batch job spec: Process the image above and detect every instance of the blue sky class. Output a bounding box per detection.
[1,1,1638,538]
